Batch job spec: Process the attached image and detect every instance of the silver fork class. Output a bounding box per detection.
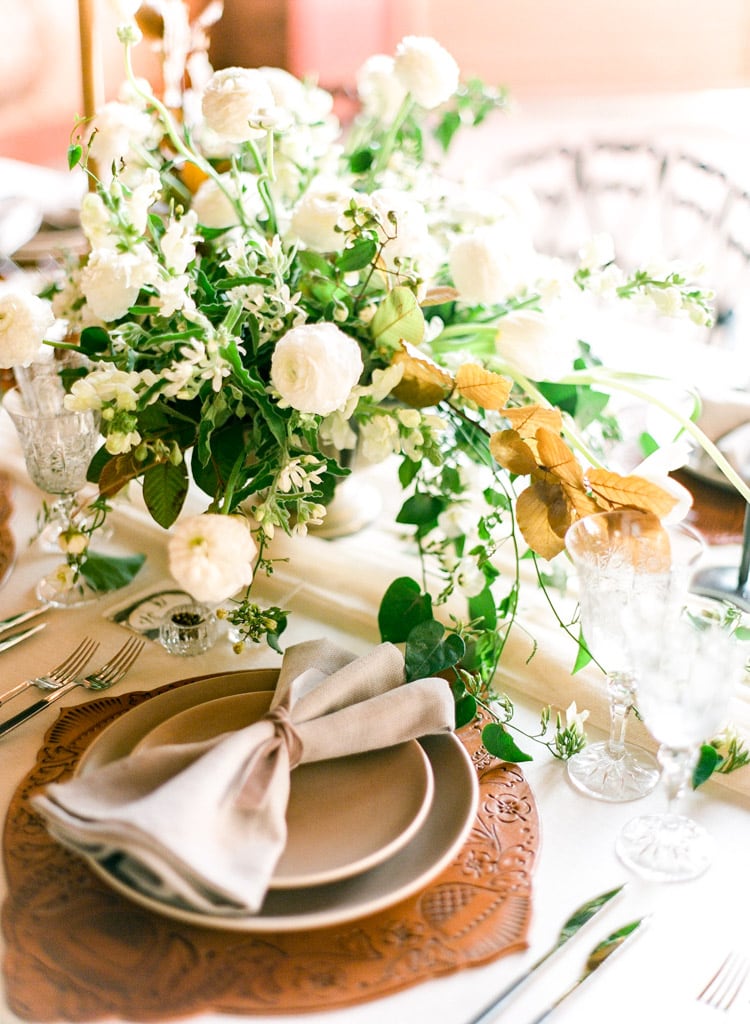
[697,952,750,1011]
[0,636,145,738]
[0,636,100,708]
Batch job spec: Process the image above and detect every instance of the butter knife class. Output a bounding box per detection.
[0,622,46,658]
[466,884,626,1024]
[527,916,650,1023]
[0,607,47,633]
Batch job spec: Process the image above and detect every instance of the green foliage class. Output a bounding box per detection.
[377,577,433,643]
[80,552,146,592]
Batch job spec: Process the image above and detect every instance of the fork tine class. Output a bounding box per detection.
[698,952,750,1010]
[86,636,145,689]
[45,637,100,684]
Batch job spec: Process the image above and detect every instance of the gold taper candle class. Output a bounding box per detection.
[78,0,105,120]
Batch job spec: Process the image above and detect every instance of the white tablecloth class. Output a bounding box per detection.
[0,411,748,1024]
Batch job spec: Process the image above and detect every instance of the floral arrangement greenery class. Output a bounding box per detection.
[1,0,747,769]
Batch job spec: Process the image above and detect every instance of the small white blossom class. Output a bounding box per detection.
[577,233,616,270]
[160,211,199,274]
[359,414,400,462]
[0,291,54,367]
[393,36,459,110]
[201,67,277,143]
[168,513,256,604]
[356,54,407,122]
[271,322,363,416]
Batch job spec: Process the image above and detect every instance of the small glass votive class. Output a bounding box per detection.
[159,602,218,656]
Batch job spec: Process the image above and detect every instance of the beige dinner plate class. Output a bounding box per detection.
[130,690,435,889]
[76,669,478,932]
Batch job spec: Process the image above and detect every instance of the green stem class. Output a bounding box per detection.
[370,95,416,176]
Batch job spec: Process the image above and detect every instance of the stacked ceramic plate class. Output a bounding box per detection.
[76,669,479,931]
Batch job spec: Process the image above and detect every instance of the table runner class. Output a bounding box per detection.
[2,678,538,1022]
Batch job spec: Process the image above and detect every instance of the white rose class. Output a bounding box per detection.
[271,322,363,416]
[201,67,277,143]
[0,291,55,367]
[450,224,537,305]
[79,247,156,321]
[393,36,459,110]
[496,309,579,381]
[168,513,257,605]
[290,179,358,251]
[191,172,264,229]
[356,54,407,121]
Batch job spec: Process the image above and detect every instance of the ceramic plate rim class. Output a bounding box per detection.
[75,669,478,932]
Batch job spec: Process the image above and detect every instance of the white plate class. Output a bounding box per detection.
[131,690,435,889]
[76,669,478,932]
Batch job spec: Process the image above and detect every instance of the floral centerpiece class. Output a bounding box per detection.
[1,0,747,771]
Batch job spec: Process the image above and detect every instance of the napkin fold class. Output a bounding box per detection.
[32,639,455,915]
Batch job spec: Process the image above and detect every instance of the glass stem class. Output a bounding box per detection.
[657,745,697,817]
[606,671,635,758]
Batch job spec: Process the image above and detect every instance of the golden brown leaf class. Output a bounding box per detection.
[586,469,678,520]
[489,429,539,476]
[422,286,460,307]
[455,364,512,411]
[391,343,454,408]
[504,406,563,437]
[516,482,572,560]
[536,427,585,488]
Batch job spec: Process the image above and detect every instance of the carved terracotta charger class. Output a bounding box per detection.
[3,669,540,1020]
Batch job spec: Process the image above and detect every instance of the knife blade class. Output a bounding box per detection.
[0,675,82,738]
[527,916,650,1023]
[0,621,46,656]
[0,606,46,634]
[466,884,627,1024]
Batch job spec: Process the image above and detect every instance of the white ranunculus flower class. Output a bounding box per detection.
[87,101,156,182]
[393,36,459,110]
[450,224,537,305]
[369,187,433,273]
[191,172,264,229]
[271,322,363,416]
[260,66,334,124]
[0,291,55,368]
[201,67,277,143]
[290,179,358,252]
[496,308,579,382]
[167,513,257,604]
[79,247,156,321]
[356,54,408,122]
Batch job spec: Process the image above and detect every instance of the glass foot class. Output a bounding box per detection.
[36,573,99,609]
[615,813,715,881]
[567,741,660,802]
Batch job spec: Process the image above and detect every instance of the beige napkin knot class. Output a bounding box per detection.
[32,638,455,915]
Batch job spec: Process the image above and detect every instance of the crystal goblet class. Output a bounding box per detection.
[4,386,102,607]
[615,615,744,881]
[565,509,704,802]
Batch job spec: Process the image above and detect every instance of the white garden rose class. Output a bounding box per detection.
[496,308,579,381]
[201,67,277,143]
[88,101,156,182]
[393,36,459,110]
[449,224,537,305]
[167,513,257,604]
[356,54,407,122]
[191,172,264,229]
[271,322,363,416]
[79,246,156,321]
[290,179,358,252]
[0,291,55,367]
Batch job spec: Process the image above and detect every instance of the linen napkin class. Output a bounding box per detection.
[32,639,455,915]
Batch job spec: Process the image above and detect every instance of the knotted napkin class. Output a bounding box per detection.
[32,639,455,915]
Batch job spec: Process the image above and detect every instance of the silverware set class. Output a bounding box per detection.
[0,633,145,738]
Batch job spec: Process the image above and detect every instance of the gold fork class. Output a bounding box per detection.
[697,952,750,1011]
[0,636,99,708]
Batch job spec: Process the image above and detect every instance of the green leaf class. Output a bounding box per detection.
[468,586,497,630]
[396,493,444,526]
[336,238,377,272]
[80,552,146,592]
[481,722,534,763]
[572,626,593,673]
[377,576,433,643]
[371,286,425,350]
[79,326,111,356]
[692,743,721,788]
[143,461,189,528]
[434,110,461,151]
[67,144,83,170]
[454,692,477,729]
[348,147,375,173]
[404,619,465,681]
